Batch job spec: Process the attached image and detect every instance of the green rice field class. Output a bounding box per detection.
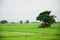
[0,23,60,40]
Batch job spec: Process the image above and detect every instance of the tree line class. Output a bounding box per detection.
[0,20,29,24]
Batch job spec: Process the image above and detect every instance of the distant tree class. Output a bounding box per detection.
[26,20,29,23]
[0,21,1,24]
[11,22,16,24]
[36,11,56,28]
[0,20,8,24]
[20,20,23,24]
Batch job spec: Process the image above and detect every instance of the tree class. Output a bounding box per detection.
[20,20,23,24]
[11,22,16,24]
[26,20,29,23]
[0,20,8,24]
[36,11,56,28]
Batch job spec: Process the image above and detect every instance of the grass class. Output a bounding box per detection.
[0,23,60,40]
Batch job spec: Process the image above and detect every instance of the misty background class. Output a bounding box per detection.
[0,0,60,22]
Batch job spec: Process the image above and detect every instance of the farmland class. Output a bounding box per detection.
[0,23,60,40]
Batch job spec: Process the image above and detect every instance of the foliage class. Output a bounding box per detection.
[36,11,56,24]
[26,20,29,23]
[20,20,23,24]
[11,22,16,24]
[0,20,8,24]
[36,11,56,27]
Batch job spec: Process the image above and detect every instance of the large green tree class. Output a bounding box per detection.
[36,11,56,28]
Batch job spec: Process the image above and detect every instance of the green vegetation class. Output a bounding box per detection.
[25,20,29,23]
[20,20,23,24]
[0,20,8,24]
[36,11,56,28]
[0,23,60,40]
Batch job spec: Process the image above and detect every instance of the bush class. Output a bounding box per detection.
[0,20,8,24]
[26,20,29,23]
[20,20,23,24]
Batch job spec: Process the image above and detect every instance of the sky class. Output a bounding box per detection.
[0,0,60,22]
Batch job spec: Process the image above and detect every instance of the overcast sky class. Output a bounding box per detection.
[0,0,60,22]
